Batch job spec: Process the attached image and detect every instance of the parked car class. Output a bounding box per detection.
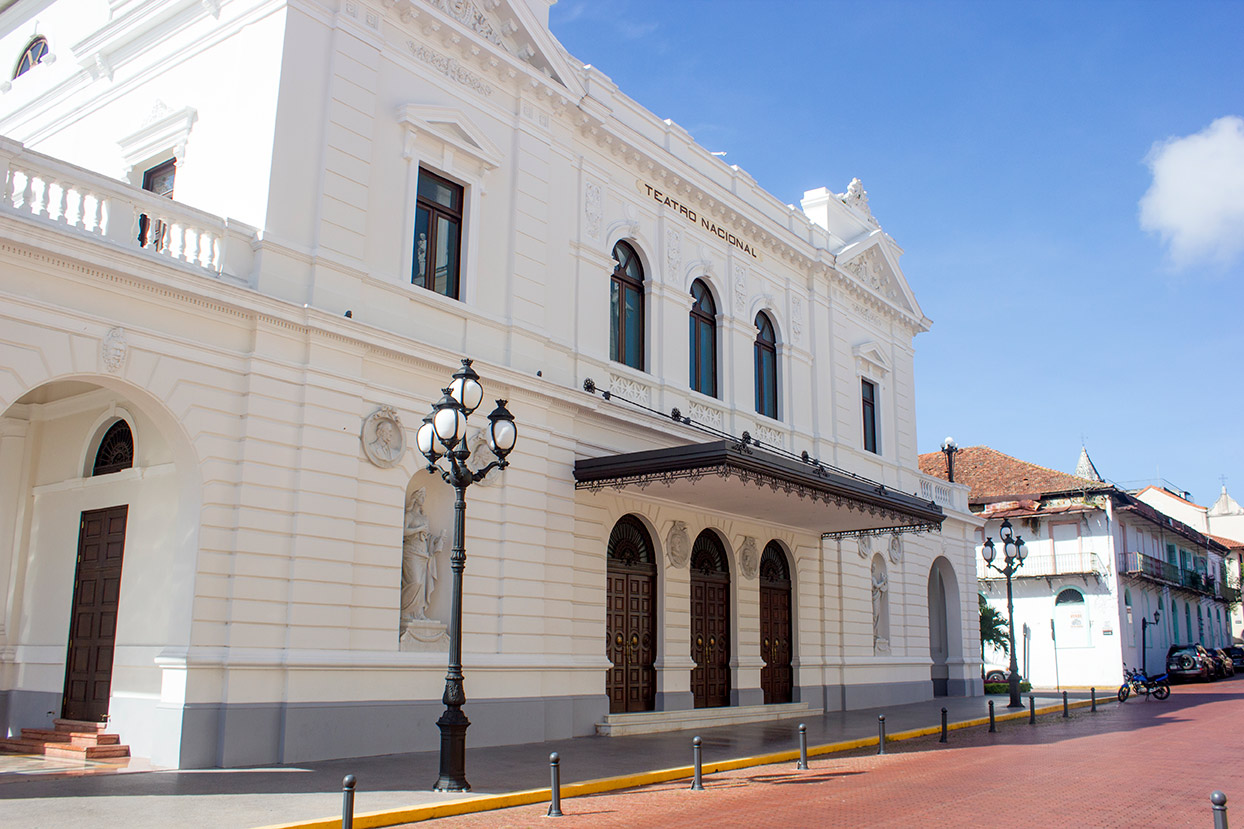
[1212,648,1236,677]
[1166,644,1216,682]
[1225,646,1244,671]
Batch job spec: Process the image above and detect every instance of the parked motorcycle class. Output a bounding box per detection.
[1118,665,1171,702]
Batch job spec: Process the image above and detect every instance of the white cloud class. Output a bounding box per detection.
[1139,116,1244,270]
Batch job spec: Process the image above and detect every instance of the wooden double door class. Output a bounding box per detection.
[759,542,793,704]
[690,530,730,709]
[63,505,128,722]
[606,516,657,714]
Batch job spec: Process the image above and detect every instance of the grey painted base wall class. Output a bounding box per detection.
[179,693,609,769]
[0,689,62,737]
[827,679,932,712]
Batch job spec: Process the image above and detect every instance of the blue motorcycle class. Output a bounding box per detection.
[1118,665,1171,701]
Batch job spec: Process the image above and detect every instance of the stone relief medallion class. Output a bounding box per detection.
[856,535,872,559]
[361,406,405,468]
[666,520,690,568]
[101,327,128,373]
[739,536,759,580]
[888,533,903,565]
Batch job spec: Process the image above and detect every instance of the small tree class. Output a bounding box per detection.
[980,594,1009,660]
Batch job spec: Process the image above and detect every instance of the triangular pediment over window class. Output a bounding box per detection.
[853,341,891,378]
[398,105,503,170]
[839,239,917,315]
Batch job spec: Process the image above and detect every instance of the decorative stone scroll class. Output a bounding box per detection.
[739,536,759,580]
[666,520,690,569]
[361,406,405,468]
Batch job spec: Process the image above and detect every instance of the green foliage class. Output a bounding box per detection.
[979,594,1010,658]
[985,681,1032,694]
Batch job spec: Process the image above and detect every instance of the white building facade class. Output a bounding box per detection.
[0,0,979,769]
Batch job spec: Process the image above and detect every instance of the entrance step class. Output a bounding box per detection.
[596,701,811,736]
[0,720,129,760]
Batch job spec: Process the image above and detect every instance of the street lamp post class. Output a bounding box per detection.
[982,518,1027,708]
[415,358,518,792]
[941,437,959,483]
[1141,610,1161,676]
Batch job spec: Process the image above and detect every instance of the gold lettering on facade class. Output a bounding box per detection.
[636,180,760,260]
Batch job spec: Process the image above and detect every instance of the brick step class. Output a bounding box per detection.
[20,728,120,746]
[53,719,109,733]
[0,737,129,760]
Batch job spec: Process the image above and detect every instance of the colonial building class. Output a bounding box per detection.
[921,446,1235,688]
[0,0,978,768]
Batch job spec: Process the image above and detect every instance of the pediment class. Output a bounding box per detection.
[398,105,503,170]
[405,0,584,95]
[852,341,891,377]
[839,239,917,315]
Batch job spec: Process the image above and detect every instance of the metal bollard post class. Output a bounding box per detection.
[797,723,809,770]
[877,715,886,755]
[940,707,948,743]
[1062,691,1069,718]
[691,736,704,791]
[1029,695,1035,725]
[1211,790,1228,829]
[341,775,356,829]
[547,753,563,817]
[988,699,996,733]
[1091,687,1097,713]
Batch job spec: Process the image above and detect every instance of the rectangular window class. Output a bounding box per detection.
[138,159,175,250]
[861,378,877,454]
[413,169,463,299]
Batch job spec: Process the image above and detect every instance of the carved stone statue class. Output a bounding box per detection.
[871,555,889,651]
[401,488,440,621]
[739,536,759,580]
[666,520,690,568]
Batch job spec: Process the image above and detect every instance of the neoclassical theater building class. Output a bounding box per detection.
[0,0,979,768]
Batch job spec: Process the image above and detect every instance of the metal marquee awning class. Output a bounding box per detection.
[574,440,944,539]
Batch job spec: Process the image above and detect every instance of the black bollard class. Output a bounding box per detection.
[1029,695,1035,725]
[342,775,356,829]
[547,753,563,817]
[877,715,886,755]
[988,699,996,733]
[1212,790,1228,829]
[1091,687,1097,713]
[940,707,948,743]
[1062,690,1069,718]
[691,736,704,791]
[797,723,809,770]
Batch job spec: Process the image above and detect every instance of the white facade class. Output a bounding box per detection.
[0,0,979,769]
[978,493,1234,688]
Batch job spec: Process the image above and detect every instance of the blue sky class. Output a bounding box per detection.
[549,0,1244,508]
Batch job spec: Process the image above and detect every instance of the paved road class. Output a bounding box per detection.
[417,679,1243,828]
[0,691,1082,828]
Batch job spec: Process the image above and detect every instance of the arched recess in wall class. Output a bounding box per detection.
[759,540,792,704]
[690,528,730,708]
[605,514,658,714]
[927,556,962,697]
[1054,588,1090,647]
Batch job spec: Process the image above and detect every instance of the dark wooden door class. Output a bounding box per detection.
[690,572,730,708]
[759,543,793,704]
[606,567,656,713]
[63,505,127,722]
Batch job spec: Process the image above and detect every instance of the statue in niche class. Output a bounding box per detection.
[871,556,890,652]
[401,488,443,622]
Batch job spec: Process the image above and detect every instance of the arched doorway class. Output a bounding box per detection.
[927,557,962,697]
[690,530,730,708]
[759,541,792,704]
[605,515,657,713]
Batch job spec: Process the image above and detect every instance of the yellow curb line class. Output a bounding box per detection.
[254,698,1107,829]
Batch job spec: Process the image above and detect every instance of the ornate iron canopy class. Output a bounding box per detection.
[574,440,944,539]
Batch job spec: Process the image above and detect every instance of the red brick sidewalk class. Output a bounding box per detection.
[411,680,1243,828]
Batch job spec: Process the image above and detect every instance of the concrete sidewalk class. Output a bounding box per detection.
[0,691,1091,829]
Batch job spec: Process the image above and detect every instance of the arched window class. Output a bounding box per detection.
[688,279,717,397]
[754,311,777,419]
[609,241,645,370]
[1054,588,1089,647]
[92,420,134,476]
[13,37,47,79]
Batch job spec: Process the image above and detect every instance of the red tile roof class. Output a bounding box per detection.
[1208,533,1244,550]
[918,445,1112,504]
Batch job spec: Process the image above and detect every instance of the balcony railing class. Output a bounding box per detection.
[918,474,967,513]
[1121,551,1227,598]
[0,136,255,281]
[980,550,1105,579]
